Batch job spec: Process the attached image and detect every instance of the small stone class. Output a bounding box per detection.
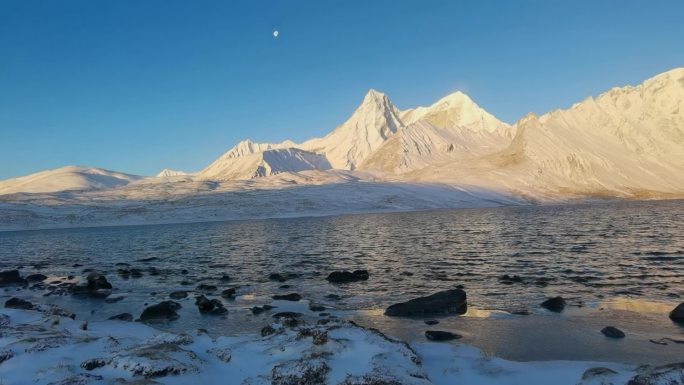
[251,306,266,315]
[273,311,302,319]
[207,347,232,363]
[385,289,467,317]
[273,293,301,301]
[5,297,34,310]
[108,313,133,322]
[0,350,14,365]
[221,287,237,298]
[669,302,684,322]
[326,270,369,283]
[425,330,461,341]
[0,270,27,287]
[25,274,48,282]
[139,301,181,322]
[261,325,276,336]
[540,296,566,312]
[195,295,226,315]
[80,358,107,371]
[424,319,439,325]
[581,367,618,381]
[601,326,625,338]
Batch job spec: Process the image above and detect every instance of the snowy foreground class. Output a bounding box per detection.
[1,307,682,385]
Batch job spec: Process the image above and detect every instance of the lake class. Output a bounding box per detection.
[1,200,683,364]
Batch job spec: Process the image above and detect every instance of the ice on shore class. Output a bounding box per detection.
[1,308,681,385]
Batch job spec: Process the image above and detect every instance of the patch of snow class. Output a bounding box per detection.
[198,148,332,180]
[156,169,189,177]
[1,308,678,385]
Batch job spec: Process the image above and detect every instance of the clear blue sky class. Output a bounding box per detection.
[1,0,683,179]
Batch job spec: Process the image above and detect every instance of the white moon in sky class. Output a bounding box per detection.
[273,30,279,38]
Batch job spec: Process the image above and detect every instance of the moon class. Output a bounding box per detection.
[273,30,279,38]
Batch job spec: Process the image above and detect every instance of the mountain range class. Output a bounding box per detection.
[1,68,683,203]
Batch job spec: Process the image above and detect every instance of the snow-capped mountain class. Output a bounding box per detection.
[400,91,512,137]
[156,169,188,177]
[300,89,404,170]
[219,139,297,159]
[507,67,684,197]
[1,68,682,201]
[360,91,513,173]
[411,68,684,198]
[0,166,142,195]
[198,148,331,180]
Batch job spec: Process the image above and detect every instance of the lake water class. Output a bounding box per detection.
[1,200,683,364]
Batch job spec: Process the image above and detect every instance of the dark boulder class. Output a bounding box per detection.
[326,270,369,284]
[273,312,301,327]
[425,330,462,341]
[251,304,275,315]
[273,293,302,301]
[0,270,27,287]
[195,295,227,315]
[385,289,467,317]
[5,297,34,310]
[70,273,113,298]
[309,303,325,312]
[251,306,266,315]
[221,287,237,298]
[601,326,625,338]
[424,319,439,325]
[669,302,684,322]
[540,296,566,312]
[86,273,112,290]
[25,273,48,282]
[139,301,181,322]
[219,274,231,282]
[108,313,133,322]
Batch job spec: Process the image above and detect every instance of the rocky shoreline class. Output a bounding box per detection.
[2,268,684,384]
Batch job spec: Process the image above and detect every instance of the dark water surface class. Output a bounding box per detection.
[1,200,683,363]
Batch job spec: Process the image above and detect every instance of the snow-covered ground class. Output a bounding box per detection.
[4,306,681,385]
[0,170,522,231]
